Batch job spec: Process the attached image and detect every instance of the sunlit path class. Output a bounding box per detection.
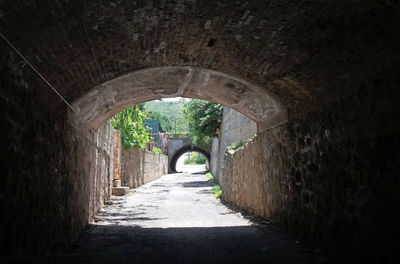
[50,172,316,264]
[93,173,249,228]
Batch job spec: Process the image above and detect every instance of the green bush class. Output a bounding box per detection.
[183,99,223,147]
[189,152,198,164]
[228,141,245,151]
[184,156,190,164]
[206,172,214,182]
[190,152,206,164]
[212,185,223,198]
[183,152,207,165]
[111,105,150,149]
[152,146,162,154]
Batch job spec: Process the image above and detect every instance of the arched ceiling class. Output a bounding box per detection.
[72,66,286,128]
[1,0,398,121]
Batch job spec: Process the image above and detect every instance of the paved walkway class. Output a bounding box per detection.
[52,172,316,263]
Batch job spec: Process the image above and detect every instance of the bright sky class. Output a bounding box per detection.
[157,97,191,102]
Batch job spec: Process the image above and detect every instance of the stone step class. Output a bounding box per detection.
[112,186,130,196]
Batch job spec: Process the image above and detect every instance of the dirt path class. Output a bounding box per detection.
[51,172,316,263]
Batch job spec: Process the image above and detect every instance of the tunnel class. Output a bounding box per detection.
[1,0,400,262]
[169,145,210,173]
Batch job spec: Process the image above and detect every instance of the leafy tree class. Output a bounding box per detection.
[142,100,189,132]
[183,152,207,165]
[183,99,223,147]
[190,152,206,164]
[146,110,173,131]
[111,105,150,149]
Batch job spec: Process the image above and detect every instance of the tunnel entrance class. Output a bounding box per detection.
[175,151,208,173]
[169,146,210,173]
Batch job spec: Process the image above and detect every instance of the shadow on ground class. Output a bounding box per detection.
[43,225,315,264]
[181,180,211,188]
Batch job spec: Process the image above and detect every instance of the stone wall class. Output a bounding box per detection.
[88,121,115,219]
[167,137,192,156]
[120,147,168,189]
[220,88,400,261]
[210,137,219,177]
[221,124,290,220]
[0,50,116,256]
[212,107,257,182]
[0,52,115,255]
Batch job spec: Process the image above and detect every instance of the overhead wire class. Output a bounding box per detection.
[2,31,274,148]
[0,31,116,146]
[0,32,79,116]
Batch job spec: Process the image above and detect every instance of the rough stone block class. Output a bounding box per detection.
[112,187,130,196]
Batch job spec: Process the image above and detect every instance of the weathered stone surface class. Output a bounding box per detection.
[0,52,116,254]
[0,57,115,255]
[71,67,285,129]
[220,88,400,261]
[212,107,257,182]
[210,137,219,177]
[2,0,397,117]
[167,136,210,173]
[120,147,168,189]
[221,124,289,220]
[112,186,130,196]
[167,137,194,159]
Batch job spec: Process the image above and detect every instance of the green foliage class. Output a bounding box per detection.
[183,152,207,164]
[183,99,223,147]
[196,153,207,164]
[206,172,215,182]
[144,100,186,119]
[111,105,150,149]
[191,152,207,164]
[212,185,223,198]
[152,146,163,154]
[142,100,189,132]
[184,157,190,165]
[146,110,173,131]
[228,141,245,151]
[206,172,221,197]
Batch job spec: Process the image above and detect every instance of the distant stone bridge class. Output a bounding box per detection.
[167,136,210,173]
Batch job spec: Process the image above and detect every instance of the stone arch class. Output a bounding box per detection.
[69,67,287,130]
[169,145,210,173]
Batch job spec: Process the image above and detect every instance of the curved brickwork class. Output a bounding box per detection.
[2,0,397,114]
[70,67,285,129]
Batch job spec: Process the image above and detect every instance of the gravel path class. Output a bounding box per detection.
[51,172,316,264]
